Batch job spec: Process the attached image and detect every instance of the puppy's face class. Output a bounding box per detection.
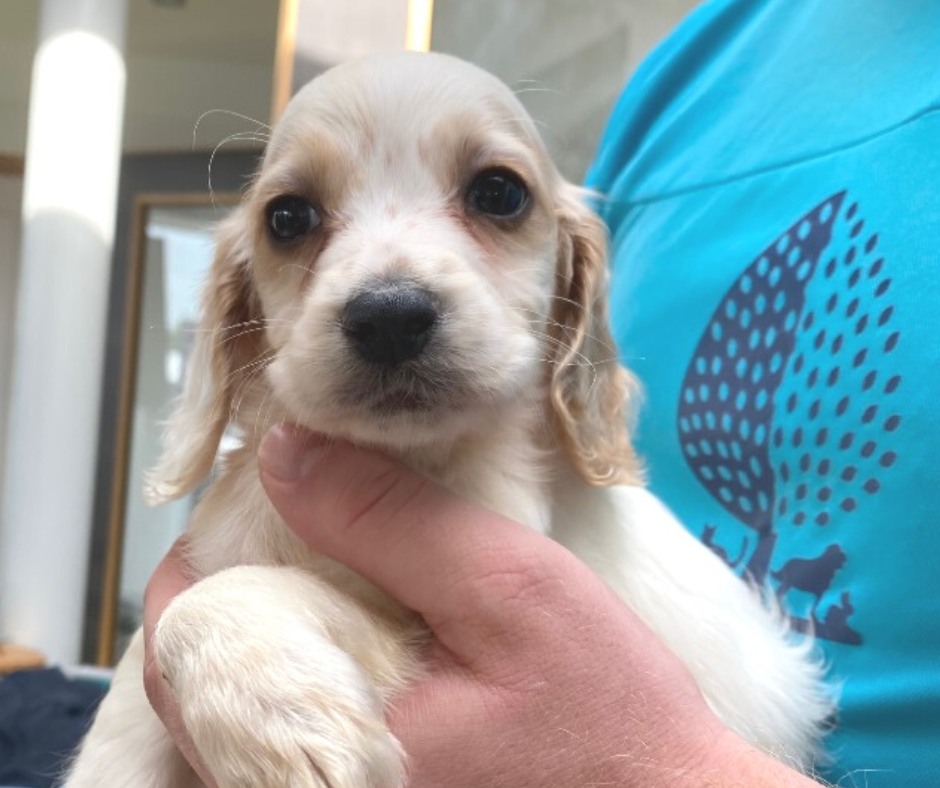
[250,54,561,447]
[146,53,637,505]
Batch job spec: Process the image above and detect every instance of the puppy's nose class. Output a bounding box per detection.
[341,286,438,366]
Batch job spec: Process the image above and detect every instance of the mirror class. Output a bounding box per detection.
[105,196,236,660]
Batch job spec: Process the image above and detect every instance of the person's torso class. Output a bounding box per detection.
[588,1,940,783]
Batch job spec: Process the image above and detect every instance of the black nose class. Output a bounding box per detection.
[341,286,438,366]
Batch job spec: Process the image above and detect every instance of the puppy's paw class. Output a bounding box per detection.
[153,573,408,788]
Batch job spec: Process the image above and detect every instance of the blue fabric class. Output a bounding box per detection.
[587,1,940,784]
[0,669,105,788]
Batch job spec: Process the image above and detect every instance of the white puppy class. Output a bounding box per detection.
[68,52,831,787]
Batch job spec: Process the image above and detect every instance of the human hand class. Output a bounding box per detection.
[256,426,821,787]
[143,425,822,787]
[143,541,218,787]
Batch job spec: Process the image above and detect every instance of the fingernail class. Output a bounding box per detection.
[258,425,327,483]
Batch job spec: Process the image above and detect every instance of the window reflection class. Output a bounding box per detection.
[115,203,230,656]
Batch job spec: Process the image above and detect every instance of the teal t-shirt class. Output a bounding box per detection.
[587,1,940,784]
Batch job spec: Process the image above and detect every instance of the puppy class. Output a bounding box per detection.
[68,52,830,787]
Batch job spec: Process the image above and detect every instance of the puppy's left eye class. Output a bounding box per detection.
[266,195,321,242]
[467,168,529,219]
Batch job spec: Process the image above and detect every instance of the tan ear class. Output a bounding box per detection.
[144,210,262,505]
[549,184,642,487]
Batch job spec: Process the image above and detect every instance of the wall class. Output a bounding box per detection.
[0,174,22,519]
[431,0,699,181]
[0,3,36,155]
[0,1,276,158]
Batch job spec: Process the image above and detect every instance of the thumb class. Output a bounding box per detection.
[257,424,561,645]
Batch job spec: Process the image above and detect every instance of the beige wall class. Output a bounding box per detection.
[0,1,276,157]
[1,1,700,165]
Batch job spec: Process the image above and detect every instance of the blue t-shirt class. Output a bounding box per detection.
[587,1,940,784]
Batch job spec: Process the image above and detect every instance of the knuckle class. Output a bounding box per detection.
[479,555,561,607]
[435,547,575,672]
[340,462,431,534]
[460,542,570,617]
[142,649,169,714]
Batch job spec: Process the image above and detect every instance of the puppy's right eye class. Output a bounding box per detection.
[266,195,321,242]
[467,168,529,219]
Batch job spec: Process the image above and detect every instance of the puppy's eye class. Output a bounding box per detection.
[266,195,321,242]
[467,169,529,219]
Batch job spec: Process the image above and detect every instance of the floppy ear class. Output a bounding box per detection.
[548,184,642,487]
[145,210,263,505]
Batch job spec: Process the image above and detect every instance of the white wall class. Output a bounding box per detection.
[0,0,128,663]
[432,0,699,181]
[0,174,22,518]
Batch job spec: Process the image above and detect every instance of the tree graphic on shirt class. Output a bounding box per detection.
[677,191,902,645]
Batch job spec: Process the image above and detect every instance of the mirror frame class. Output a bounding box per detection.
[0,155,24,176]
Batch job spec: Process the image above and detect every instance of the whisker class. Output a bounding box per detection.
[512,86,561,98]
[284,262,316,278]
[193,108,271,144]
[224,350,276,389]
[182,317,297,338]
[218,324,271,345]
[518,310,621,358]
[229,354,276,423]
[207,131,268,205]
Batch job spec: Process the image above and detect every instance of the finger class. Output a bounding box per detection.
[142,538,194,650]
[142,540,217,787]
[258,424,586,657]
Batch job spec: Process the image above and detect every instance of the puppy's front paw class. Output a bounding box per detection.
[154,574,407,788]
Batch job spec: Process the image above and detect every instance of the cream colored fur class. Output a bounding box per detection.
[67,52,831,788]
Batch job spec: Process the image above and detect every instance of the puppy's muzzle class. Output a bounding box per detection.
[341,284,438,367]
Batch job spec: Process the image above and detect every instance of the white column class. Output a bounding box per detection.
[0,0,128,664]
